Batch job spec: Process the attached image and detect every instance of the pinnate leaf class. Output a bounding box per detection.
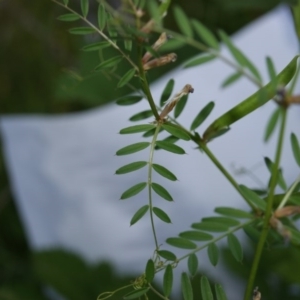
[153,207,172,223]
[120,182,147,199]
[181,273,193,300]
[81,0,89,17]
[158,250,177,261]
[184,54,215,68]
[160,79,175,106]
[215,284,228,300]
[173,6,193,38]
[116,95,143,106]
[221,72,242,88]
[188,254,198,276]
[95,55,123,70]
[120,124,155,134]
[215,207,252,218]
[130,205,149,226]
[129,110,153,122]
[162,124,190,141]
[291,133,300,166]
[69,27,96,35]
[207,243,219,266]
[264,108,281,142]
[167,237,197,249]
[152,164,177,181]
[151,183,173,201]
[227,234,243,262]
[98,4,106,30]
[163,264,173,297]
[179,230,213,241]
[115,161,147,174]
[116,142,150,156]
[118,68,136,88]
[201,276,213,300]
[81,41,110,51]
[145,259,155,282]
[156,141,185,154]
[239,185,266,210]
[190,101,214,131]
[57,14,80,21]
[191,222,228,232]
[174,95,188,118]
[123,288,149,299]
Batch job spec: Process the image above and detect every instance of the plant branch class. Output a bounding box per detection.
[243,107,287,300]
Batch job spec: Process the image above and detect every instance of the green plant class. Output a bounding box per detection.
[53,0,300,299]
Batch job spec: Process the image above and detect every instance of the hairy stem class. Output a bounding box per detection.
[148,125,162,250]
[243,107,287,300]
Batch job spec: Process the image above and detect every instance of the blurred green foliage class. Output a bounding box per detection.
[0,0,298,299]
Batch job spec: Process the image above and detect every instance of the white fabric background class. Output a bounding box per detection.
[1,5,300,299]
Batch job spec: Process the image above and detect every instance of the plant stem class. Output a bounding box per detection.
[148,125,162,250]
[243,107,287,300]
[148,284,169,300]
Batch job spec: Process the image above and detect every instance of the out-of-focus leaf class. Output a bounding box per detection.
[291,133,300,166]
[243,224,261,243]
[151,183,173,201]
[145,259,155,282]
[181,273,193,300]
[120,124,156,134]
[95,56,123,70]
[207,243,219,266]
[69,27,96,35]
[160,79,175,106]
[191,19,219,50]
[215,284,228,300]
[292,1,300,41]
[188,254,198,276]
[200,276,213,300]
[184,54,215,68]
[221,72,242,88]
[239,185,267,211]
[163,264,173,297]
[179,230,213,241]
[174,95,188,118]
[162,124,190,141]
[202,217,240,227]
[153,207,172,223]
[130,205,149,226]
[118,68,136,88]
[173,5,193,38]
[152,164,177,181]
[129,110,153,121]
[155,141,185,154]
[81,0,89,17]
[191,222,229,232]
[123,288,149,299]
[116,95,143,106]
[98,4,106,30]
[215,207,252,218]
[190,102,215,131]
[160,39,186,52]
[57,14,80,21]
[63,0,69,5]
[227,234,243,262]
[166,237,197,249]
[157,250,177,261]
[81,41,110,51]
[266,56,278,92]
[264,108,281,142]
[120,182,147,199]
[115,161,147,174]
[116,142,150,155]
[203,55,298,141]
[264,157,287,190]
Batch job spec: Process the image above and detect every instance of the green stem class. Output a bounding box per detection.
[243,107,287,300]
[148,284,169,300]
[148,125,162,250]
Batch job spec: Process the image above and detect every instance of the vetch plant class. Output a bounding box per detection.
[53,0,300,299]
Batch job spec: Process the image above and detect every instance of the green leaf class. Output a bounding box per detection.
[156,141,185,154]
[151,183,173,201]
[120,182,147,199]
[98,4,106,30]
[203,55,299,141]
[81,41,111,51]
[115,161,147,174]
[184,54,215,68]
[116,142,150,156]
[123,288,149,299]
[264,157,287,190]
[291,133,300,167]
[145,259,155,282]
[201,276,213,300]
[188,254,198,276]
[124,38,132,51]
[239,185,267,211]
[153,207,172,223]
[264,108,281,142]
[202,217,240,227]
[190,102,215,131]
[215,284,228,300]
[160,79,175,106]
[179,230,213,241]
[174,94,188,118]
[173,5,193,38]
[219,30,261,82]
[57,13,81,22]
[227,234,243,262]
[166,237,197,249]
[95,55,123,70]
[207,243,219,266]
[81,0,89,17]
[143,127,163,138]
[243,224,261,243]
[152,164,177,181]
[69,27,96,35]
[191,222,229,232]
[130,205,149,226]
[163,264,173,297]
[129,110,153,122]
[118,68,136,88]
[120,124,156,134]
[157,250,177,261]
[62,0,69,5]
[116,95,143,106]
[191,19,219,50]
[215,207,253,218]
[160,39,186,52]
[221,72,242,88]
[147,0,161,26]
[266,56,278,92]
[162,124,190,141]
[181,273,193,300]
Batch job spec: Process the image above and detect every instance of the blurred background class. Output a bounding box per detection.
[0,0,299,299]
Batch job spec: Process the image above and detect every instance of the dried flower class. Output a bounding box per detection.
[143,53,177,71]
